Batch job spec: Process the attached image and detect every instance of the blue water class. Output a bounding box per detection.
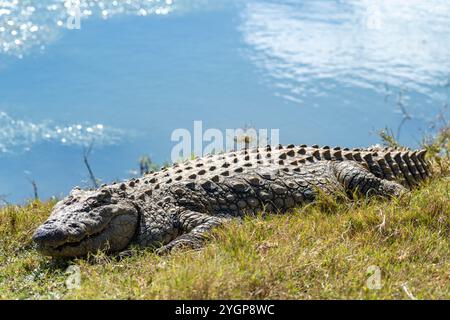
[1,0,449,203]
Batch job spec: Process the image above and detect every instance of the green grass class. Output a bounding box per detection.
[0,175,448,300]
[1,125,449,299]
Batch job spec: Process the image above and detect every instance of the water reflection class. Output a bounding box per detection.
[240,0,450,105]
[1,0,449,203]
[0,112,125,154]
[0,0,174,58]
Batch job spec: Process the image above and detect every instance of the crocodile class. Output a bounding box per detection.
[33,144,431,257]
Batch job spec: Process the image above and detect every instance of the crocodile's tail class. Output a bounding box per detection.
[295,145,431,188]
[339,148,431,188]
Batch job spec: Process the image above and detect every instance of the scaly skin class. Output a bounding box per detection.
[33,144,430,257]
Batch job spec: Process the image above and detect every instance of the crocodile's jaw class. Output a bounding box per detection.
[33,190,139,257]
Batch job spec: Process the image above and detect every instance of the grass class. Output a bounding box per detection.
[1,127,449,300]
[0,176,448,299]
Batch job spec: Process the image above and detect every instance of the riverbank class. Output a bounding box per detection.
[0,170,448,299]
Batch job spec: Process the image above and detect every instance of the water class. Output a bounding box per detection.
[1,0,449,203]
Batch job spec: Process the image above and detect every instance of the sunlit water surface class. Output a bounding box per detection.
[1,0,449,203]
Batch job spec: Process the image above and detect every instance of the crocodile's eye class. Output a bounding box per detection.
[86,194,111,207]
[99,189,112,200]
[64,196,77,205]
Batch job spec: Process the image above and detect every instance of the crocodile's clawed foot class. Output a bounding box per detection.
[156,239,202,255]
[116,249,134,260]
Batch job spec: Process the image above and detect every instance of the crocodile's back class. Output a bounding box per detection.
[130,145,430,193]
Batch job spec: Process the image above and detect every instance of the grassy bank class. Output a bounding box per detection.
[0,174,448,299]
[1,125,449,299]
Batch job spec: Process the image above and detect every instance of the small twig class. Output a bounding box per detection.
[232,124,257,151]
[396,91,412,141]
[83,141,99,188]
[397,117,411,141]
[402,283,417,300]
[376,209,386,233]
[340,222,352,241]
[27,178,39,201]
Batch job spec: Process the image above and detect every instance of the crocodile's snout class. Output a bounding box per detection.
[33,188,140,257]
[33,226,68,247]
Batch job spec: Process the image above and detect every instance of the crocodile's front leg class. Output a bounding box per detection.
[156,210,225,254]
[135,202,181,249]
[333,161,406,197]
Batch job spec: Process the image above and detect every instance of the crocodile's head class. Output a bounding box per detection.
[33,187,139,257]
